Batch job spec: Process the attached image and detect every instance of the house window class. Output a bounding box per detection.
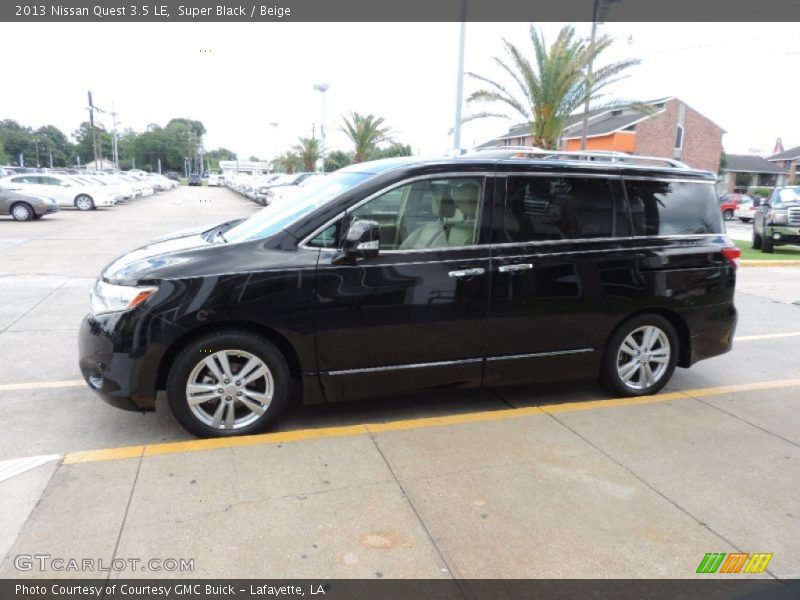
[675,125,684,150]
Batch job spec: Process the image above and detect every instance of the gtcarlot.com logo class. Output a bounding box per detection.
[696,552,773,574]
[14,553,194,572]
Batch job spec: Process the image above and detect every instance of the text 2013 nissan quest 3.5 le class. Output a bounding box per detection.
[79,149,739,438]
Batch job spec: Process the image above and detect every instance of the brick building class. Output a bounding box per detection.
[477,97,725,173]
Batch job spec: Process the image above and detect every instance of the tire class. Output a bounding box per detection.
[600,314,679,397]
[752,229,763,250]
[10,202,34,221]
[166,330,291,438]
[75,195,95,211]
[739,218,751,223]
[723,209,734,221]
[762,235,774,254]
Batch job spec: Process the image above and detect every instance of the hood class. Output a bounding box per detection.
[102,218,252,284]
[102,232,221,284]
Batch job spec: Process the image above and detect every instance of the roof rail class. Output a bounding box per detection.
[473,145,691,169]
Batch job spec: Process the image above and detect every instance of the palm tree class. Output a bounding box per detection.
[340,112,392,162]
[274,151,303,174]
[293,137,322,172]
[464,25,642,150]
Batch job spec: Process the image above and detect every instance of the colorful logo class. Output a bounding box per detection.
[696,552,773,574]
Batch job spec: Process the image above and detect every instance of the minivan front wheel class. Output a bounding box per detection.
[167,331,291,437]
[600,315,678,397]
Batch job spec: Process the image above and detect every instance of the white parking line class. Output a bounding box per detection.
[735,332,800,342]
[0,454,61,483]
[0,379,84,392]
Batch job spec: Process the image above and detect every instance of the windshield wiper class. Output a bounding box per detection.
[216,230,229,244]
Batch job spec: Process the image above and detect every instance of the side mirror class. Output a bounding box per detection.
[60,182,71,187]
[336,219,380,262]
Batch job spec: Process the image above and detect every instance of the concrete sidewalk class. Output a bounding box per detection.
[2,384,798,580]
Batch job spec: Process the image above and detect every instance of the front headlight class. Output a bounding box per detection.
[769,210,788,225]
[90,280,158,315]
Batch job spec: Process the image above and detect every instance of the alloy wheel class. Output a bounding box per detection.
[615,325,671,391]
[185,349,274,430]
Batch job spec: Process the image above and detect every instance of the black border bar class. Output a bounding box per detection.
[3,0,800,22]
[3,579,800,600]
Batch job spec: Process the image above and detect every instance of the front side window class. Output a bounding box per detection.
[625,180,723,236]
[496,176,616,243]
[225,171,372,244]
[349,177,484,250]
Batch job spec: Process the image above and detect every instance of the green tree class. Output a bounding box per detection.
[205,147,237,172]
[369,143,412,160]
[35,125,72,166]
[0,138,7,164]
[718,149,728,173]
[293,137,322,171]
[734,172,752,190]
[274,152,303,174]
[464,25,641,149]
[0,120,35,165]
[340,112,393,162]
[71,122,114,166]
[326,150,354,171]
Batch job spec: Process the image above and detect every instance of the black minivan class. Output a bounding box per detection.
[79,150,739,437]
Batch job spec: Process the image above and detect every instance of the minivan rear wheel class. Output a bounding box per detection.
[600,315,678,397]
[166,331,291,438]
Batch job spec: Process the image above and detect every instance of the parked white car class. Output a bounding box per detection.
[264,173,326,205]
[0,173,115,210]
[207,174,221,186]
[734,196,762,222]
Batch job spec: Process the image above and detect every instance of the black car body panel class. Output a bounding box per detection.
[79,155,737,414]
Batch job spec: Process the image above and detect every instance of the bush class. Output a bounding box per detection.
[749,187,773,198]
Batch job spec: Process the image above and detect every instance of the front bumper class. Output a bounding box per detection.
[78,309,180,411]
[765,225,800,244]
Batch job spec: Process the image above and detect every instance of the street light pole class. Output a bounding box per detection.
[579,0,617,151]
[313,83,329,173]
[453,0,467,153]
[579,3,599,152]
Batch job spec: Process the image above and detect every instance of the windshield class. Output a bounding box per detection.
[224,171,372,243]
[774,188,800,205]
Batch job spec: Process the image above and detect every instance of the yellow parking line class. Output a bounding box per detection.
[0,379,84,392]
[60,377,800,465]
[741,260,800,267]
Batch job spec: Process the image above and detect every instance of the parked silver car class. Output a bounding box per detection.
[0,189,59,221]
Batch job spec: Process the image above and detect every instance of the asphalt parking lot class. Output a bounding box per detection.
[0,186,798,580]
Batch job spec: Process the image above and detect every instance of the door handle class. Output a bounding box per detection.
[498,263,533,273]
[448,267,485,278]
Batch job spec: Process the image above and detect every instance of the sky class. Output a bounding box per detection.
[2,22,798,161]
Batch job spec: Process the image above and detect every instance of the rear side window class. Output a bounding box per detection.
[624,180,723,236]
[497,176,617,243]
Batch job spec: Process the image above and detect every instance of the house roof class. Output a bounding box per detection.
[561,112,655,139]
[474,97,676,149]
[768,145,800,161]
[723,154,787,174]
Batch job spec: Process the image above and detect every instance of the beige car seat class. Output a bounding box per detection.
[399,191,455,250]
[447,183,480,246]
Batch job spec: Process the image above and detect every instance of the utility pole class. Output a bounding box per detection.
[453,0,467,153]
[88,91,100,168]
[110,102,120,170]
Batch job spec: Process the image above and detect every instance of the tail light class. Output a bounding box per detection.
[722,246,741,270]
